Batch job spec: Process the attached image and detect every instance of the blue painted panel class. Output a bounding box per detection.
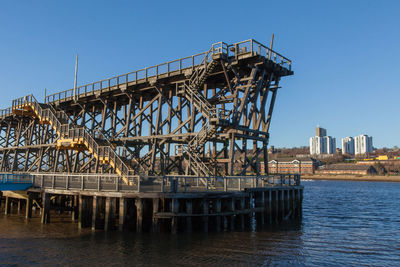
[0,173,33,191]
[0,183,32,191]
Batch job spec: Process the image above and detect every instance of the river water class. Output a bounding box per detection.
[0,180,399,266]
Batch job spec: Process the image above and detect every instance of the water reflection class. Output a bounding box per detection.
[1,180,400,266]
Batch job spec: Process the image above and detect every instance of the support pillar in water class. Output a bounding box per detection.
[152,198,159,232]
[4,197,11,215]
[41,193,50,224]
[135,198,143,233]
[26,193,33,219]
[230,197,235,231]
[72,195,79,221]
[281,189,285,221]
[17,199,22,215]
[105,197,115,231]
[202,199,209,232]
[186,199,193,233]
[240,197,245,230]
[92,196,98,231]
[78,195,90,229]
[215,199,222,232]
[119,197,126,231]
[171,198,179,233]
[275,190,279,223]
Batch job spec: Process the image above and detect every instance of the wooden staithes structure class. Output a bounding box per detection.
[0,39,302,232]
[0,39,292,178]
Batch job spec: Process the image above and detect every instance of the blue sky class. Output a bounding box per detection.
[0,0,399,148]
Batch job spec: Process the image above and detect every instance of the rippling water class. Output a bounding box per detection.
[0,180,399,266]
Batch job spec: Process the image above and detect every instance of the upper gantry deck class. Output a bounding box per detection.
[44,39,292,108]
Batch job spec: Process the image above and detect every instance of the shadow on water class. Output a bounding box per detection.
[0,212,304,266]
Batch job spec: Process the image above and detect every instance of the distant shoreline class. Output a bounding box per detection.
[301,175,400,183]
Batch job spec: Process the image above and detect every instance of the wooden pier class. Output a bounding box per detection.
[0,174,302,232]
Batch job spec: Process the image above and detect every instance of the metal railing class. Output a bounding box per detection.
[29,173,300,193]
[12,95,67,136]
[11,95,132,179]
[229,39,291,70]
[0,107,12,119]
[44,39,291,104]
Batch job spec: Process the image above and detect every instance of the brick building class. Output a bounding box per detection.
[261,158,319,174]
[316,164,377,175]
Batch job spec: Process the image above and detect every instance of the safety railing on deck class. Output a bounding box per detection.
[44,39,291,104]
[0,107,11,119]
[29,173,300,193]
[229,39,291,70]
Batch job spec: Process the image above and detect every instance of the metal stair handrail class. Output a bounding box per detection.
[12,94,132,177]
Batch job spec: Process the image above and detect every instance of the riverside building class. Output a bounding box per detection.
[354,134,373,155]
[309,127,336,155]
[342,137,355,155]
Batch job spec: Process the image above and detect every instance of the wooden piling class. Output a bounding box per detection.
[4,197,10,215]
[105,197,115,231]
[239,197,245,231]
[229,197,235,231]
[202,199,209,232]
[119,197,126,231]
[41,193,50,224]
[152,198,159,232]
[92,196,98,231]
[171,198,179,233]
[25,193,33,219]
[186,199,193,232]
[72,195,78,221]
[215,199,222,232]
[135,198,143,233]
[280,189,285,221]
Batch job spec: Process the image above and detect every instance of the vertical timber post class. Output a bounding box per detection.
[202,198,209,232]
[152,198,159,232]
[92,196,97,231]
[72,195,79,221]
[281,189,285,221]
[171,198,179,233]
[230,197,235,231]
[25,193,33,219]
[186,199,193,232]
[135,198,143,233]
[119,197,126,231]
[41,193,50,224]
[215,198,222,232]
[4,197,10,215]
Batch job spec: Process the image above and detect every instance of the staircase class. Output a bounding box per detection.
[177,45,226,182]
[183,122,218,176]
[11,95,133,184]
[178,47,219,121]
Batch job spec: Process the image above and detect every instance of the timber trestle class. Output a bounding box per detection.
[0,39,292,178]
[0,38,301,231]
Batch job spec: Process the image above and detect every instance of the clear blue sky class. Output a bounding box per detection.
[1,0,399,148]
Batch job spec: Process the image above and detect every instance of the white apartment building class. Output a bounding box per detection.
[342,137,355,155]
[326,136,336,154]
[354,135,373,155]
[310,135,336,155]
